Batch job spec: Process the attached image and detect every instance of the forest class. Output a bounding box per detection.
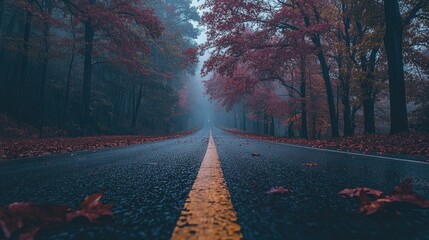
[0,0,428,141]
[202,0,429,138]
[0,0,201,138]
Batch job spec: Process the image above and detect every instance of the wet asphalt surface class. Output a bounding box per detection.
[1,126,429,239]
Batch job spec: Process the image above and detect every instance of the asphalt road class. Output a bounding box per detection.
[1,125,429,239]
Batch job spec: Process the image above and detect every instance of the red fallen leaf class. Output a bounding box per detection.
[66,193,112,223]
[0,203,68,239]
[303,163,318,167]
[358,191,392,215]
[387,179,429,208]
[266,186,292,194]
[251,153,261,157]
[340,179,429,215]
[338,187,384,198]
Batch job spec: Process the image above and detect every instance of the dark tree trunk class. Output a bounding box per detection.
[303,11,339,138]
[263,113,269,135]
[357,47,378,134]
[0,8,17,65]
[132,83,144,129]
[61,49,75,126]
[38,57,48,138]
[363,98,376,134]
[0,0,5,32]
[315,48,339,138]
[300,55,308,139]
[337,55,353,136]
[269,115,275,136]
[81,18,95,131]
[61,17,76,126]
[288,121,295,138]
[39,16,51,138]
[18,2,33,118]
[343,95,352,136]
[242,108,246,131]
[351,105,360,134]
[383,0,409,134]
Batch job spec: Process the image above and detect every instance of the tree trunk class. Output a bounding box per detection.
[351,105,360,134]
[39,17,51,138]
[288,121,295,138]
[343,97,352,136]
[0,0,5,32]
[38,57,48,138]
[242,108,246,131]
[363,98,376,134]
[315,48,339,138]
[263,113,269,135]
[384,0,409,134]
[61,17,76,126]
[300,55,308,139]
[132,83,143,129]
[359,48,378,134]
[18,2,33,118]
[270,115,275,136]
[0,8,17,80]
[303,12,339,138]
[81,18,95,131]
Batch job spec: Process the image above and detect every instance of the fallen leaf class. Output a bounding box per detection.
[340,179,429,215]
[338,187,384,198]
[66,193,113,223]
[304,163,318,167]
[266,186,292,194]
[0,203,68,239]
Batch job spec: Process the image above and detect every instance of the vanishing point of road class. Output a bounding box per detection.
[1,123,428,239]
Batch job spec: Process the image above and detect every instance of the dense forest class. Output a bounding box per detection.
[202,0,429,138]
[0,0,428,140]
[0,0,201,137]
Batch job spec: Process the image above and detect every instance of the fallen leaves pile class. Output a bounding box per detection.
[0,193,112,240]
[0,130,196,160]
[224,128,429,158]
[339,179,429,215]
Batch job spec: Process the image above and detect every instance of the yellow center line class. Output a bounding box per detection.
[171,130,243,240]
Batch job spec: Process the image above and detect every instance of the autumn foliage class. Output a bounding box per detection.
[202,0,429,138]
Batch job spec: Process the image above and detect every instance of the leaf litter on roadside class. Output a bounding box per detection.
[0,193,112,240]
[339,179,429,215]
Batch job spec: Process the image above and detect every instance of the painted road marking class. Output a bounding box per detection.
[223,130,427,165]
[275,142,428,165]
[171,131,243,240]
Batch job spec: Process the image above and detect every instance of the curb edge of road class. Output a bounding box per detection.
[0,129,202,165]
[219,128,429,165]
